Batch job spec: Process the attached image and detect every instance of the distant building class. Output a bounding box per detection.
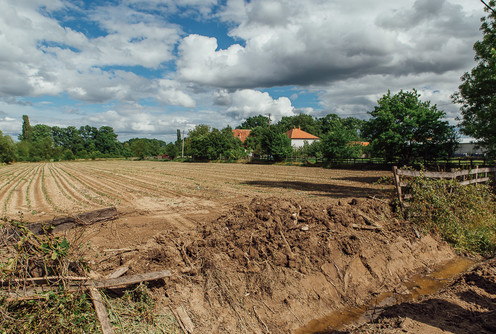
[232,129,252,143]
[285,127,320,148]
[454,138,485,156]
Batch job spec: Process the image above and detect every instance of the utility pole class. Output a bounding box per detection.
[181,129,185,158]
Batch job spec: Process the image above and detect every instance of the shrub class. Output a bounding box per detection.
[405,176,496,256]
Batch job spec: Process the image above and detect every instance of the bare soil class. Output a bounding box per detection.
[1,161,491,333]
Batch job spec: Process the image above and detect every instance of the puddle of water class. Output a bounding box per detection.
[295,257,476,334]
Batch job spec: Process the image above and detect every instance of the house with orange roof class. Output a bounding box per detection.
[232,129,252,143]
[285,127,320,148]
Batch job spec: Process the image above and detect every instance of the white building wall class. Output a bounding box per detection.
[291,139,318,148]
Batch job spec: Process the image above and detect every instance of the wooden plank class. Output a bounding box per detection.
[90,270,171,289]
[106,267,129,279]
[396,167,496,178]
[351,224,383,231]
[89,287,114,334]
[3,270,172,301]
[175,305,195,333]
[459,177,489,186]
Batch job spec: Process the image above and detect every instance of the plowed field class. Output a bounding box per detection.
[8,160,478,333]
[0,160,392,224]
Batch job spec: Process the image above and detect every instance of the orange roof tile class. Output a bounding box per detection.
[349,141,369,146]
[232,129,251,143]
[285,127,319,140]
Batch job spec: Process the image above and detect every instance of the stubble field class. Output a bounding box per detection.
[0,160,391,224]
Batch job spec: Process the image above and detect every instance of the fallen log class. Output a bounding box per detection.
[27,207,119,234]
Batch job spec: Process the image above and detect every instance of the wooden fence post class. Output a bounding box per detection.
[392,166,403,207]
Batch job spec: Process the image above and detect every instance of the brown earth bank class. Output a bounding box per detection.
[82,196,458,333]
[340,258,496,334]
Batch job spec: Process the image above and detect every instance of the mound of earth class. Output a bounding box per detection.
[92,197,457,333]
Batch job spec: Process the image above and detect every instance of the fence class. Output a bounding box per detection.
[392,166,496,207]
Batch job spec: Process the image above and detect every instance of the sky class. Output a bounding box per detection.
[0,0,489,142]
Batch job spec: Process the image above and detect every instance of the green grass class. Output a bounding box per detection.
[404,176,496,256]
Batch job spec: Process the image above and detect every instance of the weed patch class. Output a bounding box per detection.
[405,177,496,256]
[0,220,178,333]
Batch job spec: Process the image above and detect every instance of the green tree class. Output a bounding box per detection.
[19,115,32,142]
[321,123,362,160]
[31,124,52,143]
[0,131,16,163]
[454,2,496,156]
[363,89,457,163]
[278,114,319,135]
[188,124,211,160]
[238,115,270,129]
[95,126,119,155]
[130,139,148,159]
[245,126,265,156]
[165,142,178,159]
[318,114,365,139]
[260,127,292,161]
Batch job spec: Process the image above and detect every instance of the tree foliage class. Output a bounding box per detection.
[187,125,245,160]
[277,114,319,136]
[238,115,270,129]
[454,2,496,156]
[363,89,457,163]
[0,131,16,164]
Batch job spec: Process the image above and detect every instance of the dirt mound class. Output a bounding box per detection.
[93,197,456,333]
[346,258,496,334]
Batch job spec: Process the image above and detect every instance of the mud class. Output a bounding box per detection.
[344,258,496,334]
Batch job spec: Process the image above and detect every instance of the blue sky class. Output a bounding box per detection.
[0,0,487,142]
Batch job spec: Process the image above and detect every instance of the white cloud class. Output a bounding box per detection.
[156,79,196,107]
[223,89,295,121]
[177,0,481,89]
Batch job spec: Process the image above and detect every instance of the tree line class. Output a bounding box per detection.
[0,89,472,165]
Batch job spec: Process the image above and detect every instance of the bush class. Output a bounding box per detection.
[405,176,496,256]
